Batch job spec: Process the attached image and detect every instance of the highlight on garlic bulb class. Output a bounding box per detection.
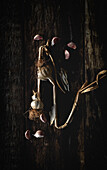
[33,130,44,138]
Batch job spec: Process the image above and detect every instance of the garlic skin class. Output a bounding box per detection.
[29,109,40,120]
[33,130,44,138]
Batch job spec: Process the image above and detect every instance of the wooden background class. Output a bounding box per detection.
[0,0,107,170]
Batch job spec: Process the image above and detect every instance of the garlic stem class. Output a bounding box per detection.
[37,46,42,98]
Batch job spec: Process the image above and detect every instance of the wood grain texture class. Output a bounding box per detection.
[0,0,107,170]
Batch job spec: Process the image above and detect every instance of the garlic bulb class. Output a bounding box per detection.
[31,99,43,110]
[32,94,37,100]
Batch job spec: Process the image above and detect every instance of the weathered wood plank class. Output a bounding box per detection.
[0,1,25,169]
[84,0,107,169]
[0,0,107,170]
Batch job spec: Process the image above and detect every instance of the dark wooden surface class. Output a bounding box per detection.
[0,0,107,170]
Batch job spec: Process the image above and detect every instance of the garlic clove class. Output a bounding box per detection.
[34,34,43,40]
[40,113,47,123]
[64,50,70,60]
[67,41,77,49]
[33,130,44,138]
[51,37,60,46]
[25,130,31,140]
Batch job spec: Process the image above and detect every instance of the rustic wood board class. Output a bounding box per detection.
[0,0,107,170]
